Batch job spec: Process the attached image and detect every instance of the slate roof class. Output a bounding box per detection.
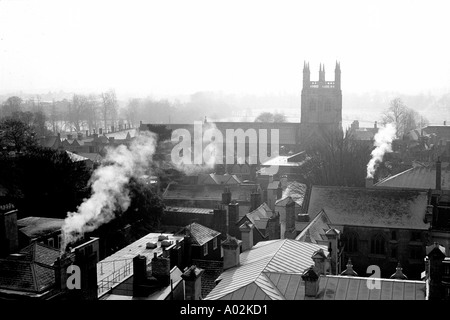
[375,162,450,190]
[275,181,307,207]
[192,259,223,298]
[165,206,213,215]
[197,173,241,185]
[184,222,221,246]
[205,239,328,300]
[17,217,64,240]
[295,210,331,244]
[163,183,259,203]
[306,186,429,230]
[0,242,59,293]
[244,203,273,231]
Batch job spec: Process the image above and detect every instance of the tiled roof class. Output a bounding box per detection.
[306,186,429,230]
[165,206,213,215]
[205,239,328,300]
[275,181,307,207]
[0,242,59,293]
[163,183,259,203]
[244,203,273,231]
[184,222,221,246]
[17,217,64,240]
[192,259,223,298]
[375,162,450,190]
[295,210,331,244]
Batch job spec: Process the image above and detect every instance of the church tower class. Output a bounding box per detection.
[300,61,342,138]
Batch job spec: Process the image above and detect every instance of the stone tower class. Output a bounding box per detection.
[300,62,342,143]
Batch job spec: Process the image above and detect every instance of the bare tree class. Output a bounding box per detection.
[101,89,118,131]
[67,94,89,132]
[1,96,23,118]
[382,98,428,138]
[121,98,141,128]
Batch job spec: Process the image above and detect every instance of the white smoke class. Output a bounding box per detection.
[366,123,397,178]
[61,131,157,250]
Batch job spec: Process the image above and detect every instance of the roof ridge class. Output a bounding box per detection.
[263,239,288,272]
[256,272,286,300]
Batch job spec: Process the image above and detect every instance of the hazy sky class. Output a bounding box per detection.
[1,0,450,97]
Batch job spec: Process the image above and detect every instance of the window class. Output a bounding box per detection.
[57,234,62,249]
[213,237,218,250]
[411,232,421,242]
[370,234,386,255]
[391,246,398,259]
[391,231,397,241]
[203,244,208,256]
[409,246,423,259]
[343,232,358,253]
[47,238,55,248]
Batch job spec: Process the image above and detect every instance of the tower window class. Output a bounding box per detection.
[370,234,386,255]
[343,232,358,253]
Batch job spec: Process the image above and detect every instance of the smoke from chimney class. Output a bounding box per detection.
[366,123,396,178]
[61,131,157,251]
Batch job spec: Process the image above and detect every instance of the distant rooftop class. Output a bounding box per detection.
[17,216,63,240]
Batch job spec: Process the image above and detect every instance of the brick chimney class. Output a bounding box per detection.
[311,249,328,275]
[181,265,204,300]
[239,221,254,252]
[222,187,232,205]
[227,201,240,238]
[72,237,99,300]
[301,266,320,298]
[0,204,18,258]
[266,212,280,240]
[133,254,149,296]
[325,228,340,275]
[276,182,283,200]
[425,242,446,300]
[151,252,171,286]
[222,236,240,270]
[436,158,442,190]
[374,121,378,129]
[284,198,296,239]
[213,204,228,239]
[250,190,262,212]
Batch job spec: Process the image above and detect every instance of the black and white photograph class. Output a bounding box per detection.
[0,0,449,311]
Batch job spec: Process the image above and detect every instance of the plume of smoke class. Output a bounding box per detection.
[366,123,397,178]
[61,131,157,251]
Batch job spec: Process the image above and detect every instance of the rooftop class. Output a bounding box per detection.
[275,181,307,207]
[295,210,331,244]
[375,162,450,190]
[179,222,221,246]
[165,206,213,215]
[244,203,273,231]
[17,216,64,240]
[205,239,328,300]
[306,186,430,230]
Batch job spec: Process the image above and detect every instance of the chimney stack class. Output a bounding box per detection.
[151,253,171,286]
[222,187,232,205]
[111,125,115,133]
[325,228,340,275]
[250,190,262,212]
[276,182,283,200]
[221,236,240,270]
[425,242,446,300]
[374,121,377,129]
[0,205,19,258]
[133,254,148,296]
[284,198,296,239]
[213,204,228,239]
[365,177,374,188]
[227,201,240,238]
[266,212,280,240]
[436,158,442,190]
[99,128,103,135]
[181,265,204,300]
[239,221,254,252]
[311,249,328,275]
[301,266,320,298]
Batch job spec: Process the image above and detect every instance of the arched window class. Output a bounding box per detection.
[371,234,386,255]
[343,232,358,253]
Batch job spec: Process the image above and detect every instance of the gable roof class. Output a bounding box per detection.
[184,222,221,246]
[205,239,328,300]
[275,181,307,207]
[306,186,430,230]
[17,216,64,240]
[295,210,332,244]
[0,242,59,293]
[243,203,273,231]
[375,162,450,190]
